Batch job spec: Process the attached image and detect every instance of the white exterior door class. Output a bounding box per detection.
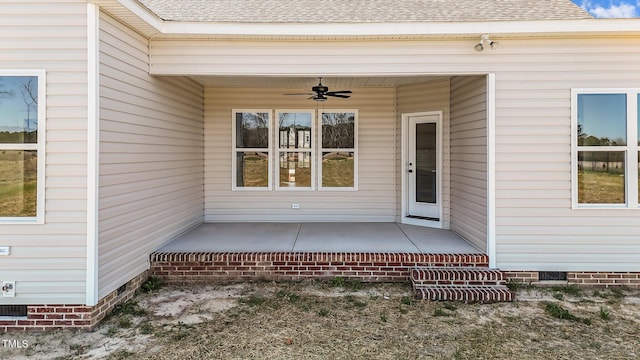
[407,114,441,220]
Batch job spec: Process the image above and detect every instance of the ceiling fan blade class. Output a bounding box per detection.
[326,90,352,95]
[325,94,351,98]
[284,92,316,96]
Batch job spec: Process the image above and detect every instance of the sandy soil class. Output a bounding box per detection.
[2,281,639,360]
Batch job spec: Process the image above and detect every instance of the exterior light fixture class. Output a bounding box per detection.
[475,35,497,52]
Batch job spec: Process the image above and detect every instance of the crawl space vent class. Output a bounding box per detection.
[0,305,27,317]
[538,271,567,281]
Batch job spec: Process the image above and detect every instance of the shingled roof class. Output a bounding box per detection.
[137,0,592,23]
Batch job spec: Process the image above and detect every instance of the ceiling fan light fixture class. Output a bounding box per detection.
[283,77,351,102]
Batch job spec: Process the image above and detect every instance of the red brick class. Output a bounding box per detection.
[4,326,27,331]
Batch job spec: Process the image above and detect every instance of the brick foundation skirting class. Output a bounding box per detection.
[150,252,490,283]
[0,271,148,332]
[505,271,640,288]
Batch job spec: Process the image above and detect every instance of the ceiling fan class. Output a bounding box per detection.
[284,77,352,102]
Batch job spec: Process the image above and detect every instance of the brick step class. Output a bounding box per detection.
[411,267,513,303]
[415,285,513,303]
[411,267,506,287]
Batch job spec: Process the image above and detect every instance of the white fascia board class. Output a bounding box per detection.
[163,19,640,37]
[101,1,640,37]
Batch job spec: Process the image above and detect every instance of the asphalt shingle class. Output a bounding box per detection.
[137,0,593,23]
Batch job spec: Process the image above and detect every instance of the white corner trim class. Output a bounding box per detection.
[86,3,100,307]
[486,73,497,269]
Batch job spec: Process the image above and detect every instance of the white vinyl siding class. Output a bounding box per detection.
[492,39,640,271]
[205,87,395,222]
[98,12,204,298]
[0,0,88,305]
[396,80,451,228]
[450,76,488,251]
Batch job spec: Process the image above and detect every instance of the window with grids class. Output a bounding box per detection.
[232,109,358,191]
[573,90,639,207]
[319,111,357,190]
[0,71,44,221]
[232,110,271,190]
[277,110,314,190]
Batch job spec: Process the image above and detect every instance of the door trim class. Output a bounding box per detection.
[401,111,444,228]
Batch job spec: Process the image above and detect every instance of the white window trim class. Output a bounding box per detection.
[231,109,273,191]
[0,69,46,224]
[571,88,640,209]
[275,109,316,191]
[318,109,358,191]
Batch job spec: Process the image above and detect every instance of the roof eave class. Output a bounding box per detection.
[91,0,640,39]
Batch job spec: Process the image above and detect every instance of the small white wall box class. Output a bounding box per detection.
[0,246,9,256]
[2,281,15,297]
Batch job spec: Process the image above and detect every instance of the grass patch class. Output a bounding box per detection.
[400,296,412,306]
[344,294,367,309]
[111,300,147,317]
[118,317,133,329]
[506,279,534,292]
[329,276,362,291]
[433,307,453,317]
[239,295,267,307]
[542,301,591,325]
[108,349,136,359]
[599,306,611,320]
[139,323,154,335]
[550,284,582,297]
[276,289,301,303]
[141,277,163,292]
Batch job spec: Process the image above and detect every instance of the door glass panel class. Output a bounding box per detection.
[415,123,436,203]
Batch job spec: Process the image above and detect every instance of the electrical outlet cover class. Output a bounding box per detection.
[2,281,15,297]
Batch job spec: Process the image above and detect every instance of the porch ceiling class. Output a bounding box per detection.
[188,75,449,88]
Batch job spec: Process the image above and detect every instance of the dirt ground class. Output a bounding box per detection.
[2,280,639,360]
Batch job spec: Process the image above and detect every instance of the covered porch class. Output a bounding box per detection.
[150,223,488,285]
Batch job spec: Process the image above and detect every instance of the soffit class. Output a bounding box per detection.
[188,75,451,88]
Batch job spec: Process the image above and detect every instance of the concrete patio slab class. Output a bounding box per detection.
[397,224,482,254]
[293,222,420,252]
[157,222,482,254]
[157,222,300,252]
